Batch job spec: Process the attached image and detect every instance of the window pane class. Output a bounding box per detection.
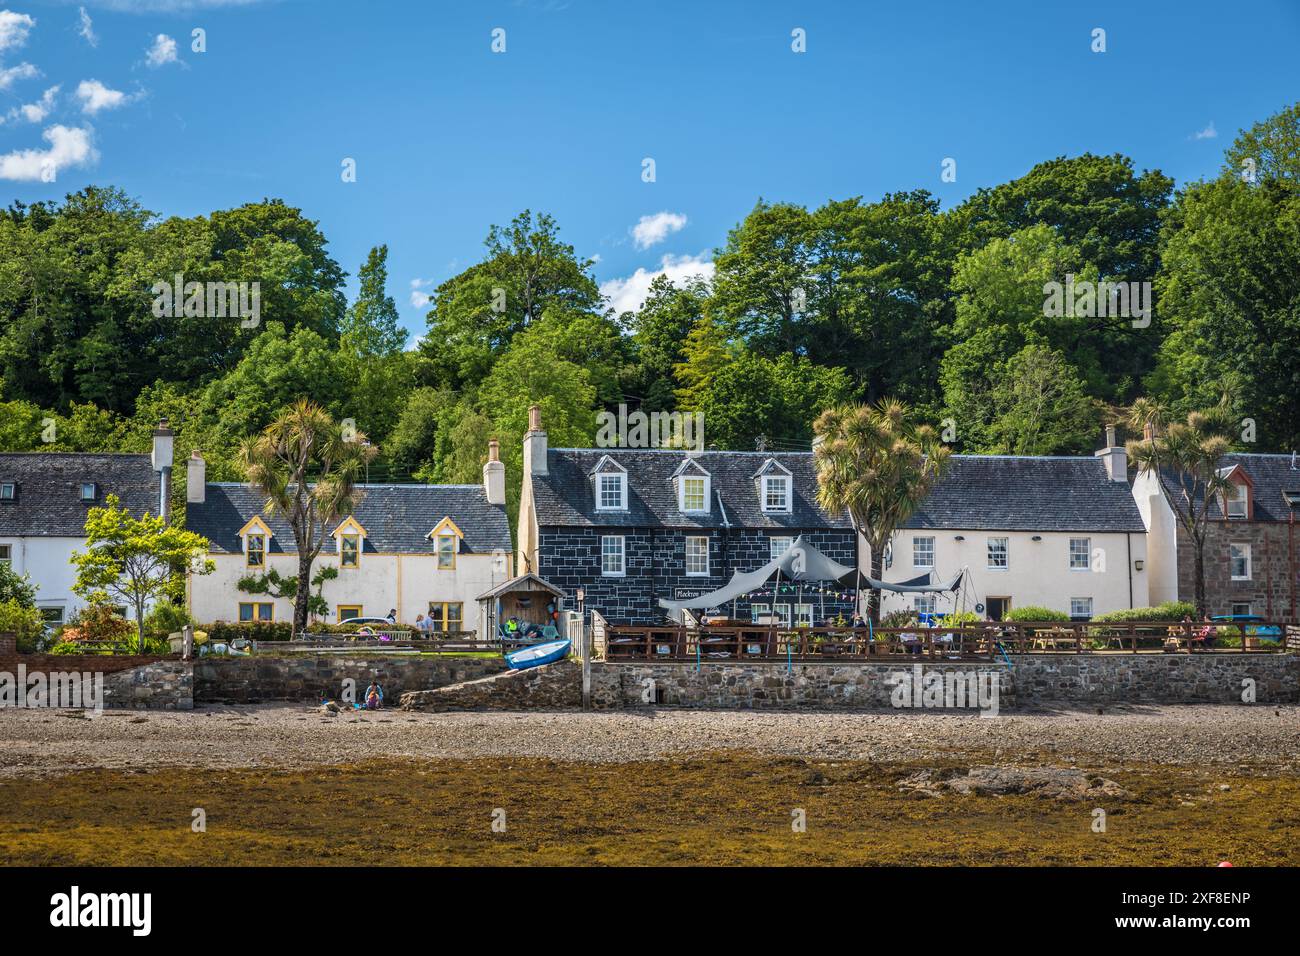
[1070,598,1093,620]
[601,536,624,575]
[599,475,623,509]
[239,604,253,622]
[258,604,273,621]
[1069,538,1090,570]
[913,536,934,568]
[770,537,792,560]
[685,537,709,575]
[987,538,1008,569]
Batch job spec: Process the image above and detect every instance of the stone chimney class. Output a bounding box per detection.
[523,404,548,476]
[483,439,505,505]
[151,418,174,472]
[1095,423,1127,482]
[187,450,206,504]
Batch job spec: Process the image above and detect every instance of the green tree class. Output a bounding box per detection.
[621,275,709,411]
[1127,399,1235,616]
[239,400,378,632]
[418,211,600,388]
[987,345,1098,455]
[71,494,215,652]
[813,400,951,625]
[0,561,38,607]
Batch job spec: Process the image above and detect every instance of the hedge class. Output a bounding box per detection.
[1002,605,1069,623]
[1090,601,1197,624]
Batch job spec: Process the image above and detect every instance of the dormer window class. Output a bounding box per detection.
[80,482,96,502]
[0,482,14,500]
[589,456,629,511]
[671,458,711,514]
[246,534,265,568]
[1225,481,1248,519]
[427,517,464,571]
[332,516,367,568]
[762,476,790,512]
[753,458,793,514]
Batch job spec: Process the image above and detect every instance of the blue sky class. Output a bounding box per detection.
[1,0,1297,342]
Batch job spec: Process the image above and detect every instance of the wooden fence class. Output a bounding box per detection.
[600,621,1300,662]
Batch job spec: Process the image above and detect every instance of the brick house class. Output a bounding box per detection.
[515,407,857,626]
[1133,452,1300,619]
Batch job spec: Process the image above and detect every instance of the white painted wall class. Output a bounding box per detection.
[1131,469,1180,605]
[189,550,513,635]
[0,535,149,625]
[874,528,1148,618]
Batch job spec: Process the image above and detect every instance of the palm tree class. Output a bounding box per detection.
[1127,398,1235,616]
[813,399,951,625]
[240,400,378,633]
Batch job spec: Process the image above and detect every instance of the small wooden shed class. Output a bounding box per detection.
[477,573,568,641]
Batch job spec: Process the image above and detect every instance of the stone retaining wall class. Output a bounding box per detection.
[193,655,507,704]
[402,660,586,711]
[1012,653,1300,704]
[102,661,193,710]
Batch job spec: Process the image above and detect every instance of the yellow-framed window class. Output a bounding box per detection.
[238,602,274,622]
[428,601,463,632]
[246,533,265,567]
[436,534,456,570]
[341,534,360,568]
[337,605,362,621]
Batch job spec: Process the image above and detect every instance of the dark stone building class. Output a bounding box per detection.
[515,408,855,626]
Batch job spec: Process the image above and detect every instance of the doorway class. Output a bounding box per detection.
[986,597,1011,621]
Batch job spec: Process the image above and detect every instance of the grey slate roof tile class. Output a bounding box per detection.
[531,449,848,530]
[0,453,159,536]
[188,483,512,555]
[902,455,1146,532]
[1202,453,1300,522]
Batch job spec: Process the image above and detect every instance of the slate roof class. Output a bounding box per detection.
[0,453,159,536]
[530,448,1148,534]
[188,483,512,555]
[902,455,1146,532]
[1203,453,1300,522]
[531,449,850,531]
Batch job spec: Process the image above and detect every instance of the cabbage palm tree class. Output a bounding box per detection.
[1127,398,1234,616]
[240,400,378,632]
[813,399,951,625]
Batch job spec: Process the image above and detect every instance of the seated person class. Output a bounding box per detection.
[364,680,384,710]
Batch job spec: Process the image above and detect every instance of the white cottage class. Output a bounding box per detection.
[185,441,514,634]
[875,436,1150,621]
[0,448,166,629]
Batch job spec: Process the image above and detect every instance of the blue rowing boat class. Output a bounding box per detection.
[504,639,571,670]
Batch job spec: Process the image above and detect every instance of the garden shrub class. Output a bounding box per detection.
[1002,605,1069,623]
[1091,601,1197,624]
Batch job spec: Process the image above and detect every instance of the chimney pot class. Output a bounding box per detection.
[186,450,206,504]
[528,404,542,432]
[1104,424,1117,448]
[488,439,500,463]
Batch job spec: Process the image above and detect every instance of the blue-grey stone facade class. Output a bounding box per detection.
[538,526,857,625]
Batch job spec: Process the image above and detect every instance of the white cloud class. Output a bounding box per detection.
[409,277,434,308]
[76,78,131,114]
[5,84,59,123]
[78,7,98,47]
[80,1,264,10]
[0,10,35,52]
[0,62,38,90]
[1192,121,1217,141]
[600,253,715,315]
[631,211,687,250]
[145,33,178,67]
[0,124,97,181]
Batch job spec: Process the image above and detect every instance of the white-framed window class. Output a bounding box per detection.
[794,604,813,627]
[987,537,1008,570]
[680,476,708,513]
[914,594,937,615]
[601,535,625,576]
[80,482,96,501]
[685,536,710,576]
[0,543,10,566]
[1225,482,1248,518]
[1069,597,1093,621]
[770,536,793,561]
[912,536,935,569]
[0,483,14,500]
[597,473,626,510]
[750,603,769,624]
[761,475,791,512]
[1069,537,1091,571]
[1229,542,1251,581]
[38,606,64,628]
[772,603,792,627]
